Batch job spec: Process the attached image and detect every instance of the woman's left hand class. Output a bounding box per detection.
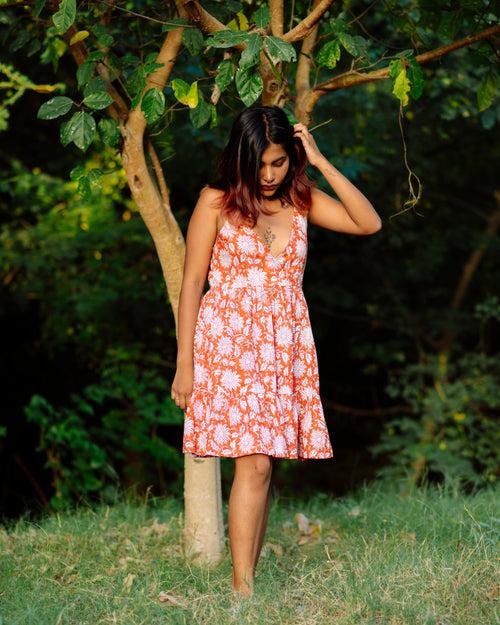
[293,123,324,168]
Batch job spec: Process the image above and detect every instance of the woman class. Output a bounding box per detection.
[171,105,381,597]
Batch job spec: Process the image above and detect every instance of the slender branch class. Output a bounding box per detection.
[295,0,323,122]
[314,24,500,94]
[283,0,335,43]
[146,139,170,207]
[47,0,128,120]
[270,0,284,37]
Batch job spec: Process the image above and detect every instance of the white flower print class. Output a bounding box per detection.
[208,315,225,337]
[273,434,286,455]
[229,311,245,332]
[214,424,230,444]
[276,325,293,347]
[220,249,232,268]
[239,432,255,453]
[311,428,326,450]
[237,234,257,255]
[216,334,233,356]
[246,267,268,288]
[229,405,242,426]
[293,358,306,378]
[194,363,209,384]
[260,342,275,363]
[239,351,255,371]
[221,369,241,390]
[300,325,314,347]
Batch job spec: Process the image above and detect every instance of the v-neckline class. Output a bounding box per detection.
[244,206,297,261]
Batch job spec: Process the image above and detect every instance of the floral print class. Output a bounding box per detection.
[182,205,334,460]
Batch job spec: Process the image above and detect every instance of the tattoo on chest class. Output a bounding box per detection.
[259,199,291,251]
[262,226,276,250]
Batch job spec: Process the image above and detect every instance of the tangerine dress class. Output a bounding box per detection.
[182,204,334,460]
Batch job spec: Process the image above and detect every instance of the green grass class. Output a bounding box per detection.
[0,478,498,625]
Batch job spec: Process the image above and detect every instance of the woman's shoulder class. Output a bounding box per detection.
[200,183,225,203]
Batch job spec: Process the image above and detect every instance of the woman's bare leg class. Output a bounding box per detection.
[252,461,273,575]
[228,453,273,596]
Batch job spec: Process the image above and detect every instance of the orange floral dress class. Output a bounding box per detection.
[182,204,334,460]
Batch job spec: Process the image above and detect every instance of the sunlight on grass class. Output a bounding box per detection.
[0,478,498,625]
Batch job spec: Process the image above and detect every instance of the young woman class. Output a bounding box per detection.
[171,105,381,597]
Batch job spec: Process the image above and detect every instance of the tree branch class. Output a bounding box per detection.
[299,23,500,123]
[146,139,170,208]
[270,0,284,37]
[283,0,335,43]
[295,0,323,122]
[315,24,500,94]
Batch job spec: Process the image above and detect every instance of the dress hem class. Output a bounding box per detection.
[183,449,334,461]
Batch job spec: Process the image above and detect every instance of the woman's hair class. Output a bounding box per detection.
[206,105,316,227]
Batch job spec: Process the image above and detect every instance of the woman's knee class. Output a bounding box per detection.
[235,453,273,482]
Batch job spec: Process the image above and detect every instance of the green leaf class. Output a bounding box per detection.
[83,77,108,97]
[83,91,114,110]
[189,95,211,128]
[235,66,263,107]
[37,96,74,120]
[60,119,72,146]
[215,59,236,92]
[264,36,296,64]
[240,33,262,69]
[10,30,31,52]
[144,62,165,76]
[141,88,165,124]
[209,103,218,129]
[64,111,96,151]
[70,164,85,180]
[77,61,95,87]
[87,51,104,62]
[252,5,270,29]
[205,29,249,49]
[338,32,368,58]
[328,17,348,35]
[27,38,42,57]
[389,59,403,81]
[33,0,46,17]
[69,30,90,46]
[161,17,189,32]
[407,56,424,100]
[98,118,120,146]
[317,40,341,69]
[183,27,204,55]
[477,70,499,112]
[393,67,410,106]
[171,79,198,108]
[52,0,76,34]
[91,24,114,48]
[125,67,146,98]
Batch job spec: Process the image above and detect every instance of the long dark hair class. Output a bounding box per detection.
[206,105,316,227]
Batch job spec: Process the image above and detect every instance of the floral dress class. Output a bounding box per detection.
[182,203,334,460]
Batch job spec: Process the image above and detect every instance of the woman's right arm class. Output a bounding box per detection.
[171,186,221,411]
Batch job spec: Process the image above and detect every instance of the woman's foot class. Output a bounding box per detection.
[231,579,253,598]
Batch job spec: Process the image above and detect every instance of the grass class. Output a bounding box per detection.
[0,478,498,625]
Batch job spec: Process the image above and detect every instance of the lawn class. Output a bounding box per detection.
[1,478,498,625]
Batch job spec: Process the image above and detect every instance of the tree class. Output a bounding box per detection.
[2,0,498,563]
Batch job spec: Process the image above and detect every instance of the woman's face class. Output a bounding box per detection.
[259,142,290,197]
